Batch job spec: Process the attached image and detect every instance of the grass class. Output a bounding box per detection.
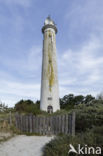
[0,112,18,142]
[43,127,103,156]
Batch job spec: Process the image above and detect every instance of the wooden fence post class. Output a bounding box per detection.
[42,116,45,135]
[49,116,52,135]
[69,114,72,135]
[39,117,42,135]
[35,116,37,133]
[58,115,61,134]
[22,116,24,132]
[71,112,76,136]
[61,115,65,133]
[65,114,69,134]
[53,116,56,134]
[9,111,12,126]
[33,115,36,133]
[26,115,29,133]
[20,115,23,131]
[29,115,33,133]
[15,112,18,129]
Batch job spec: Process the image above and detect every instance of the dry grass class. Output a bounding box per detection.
[0,132,13,142]
[0,112,15,142]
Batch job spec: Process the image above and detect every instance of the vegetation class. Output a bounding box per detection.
[43,127,103,156]
[0,103,12,113]
[12,94,96,116]
[43,93,103,156]
[0,93,103,154]
[14,99,41,115]
[60,94,95,110]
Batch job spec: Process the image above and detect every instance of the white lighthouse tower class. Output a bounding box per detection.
[40,16,60,113]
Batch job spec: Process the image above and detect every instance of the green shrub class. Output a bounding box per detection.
[43,128,103,156]
[14,100,41,115]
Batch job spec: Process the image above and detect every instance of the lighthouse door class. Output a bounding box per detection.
[47,105,53,114]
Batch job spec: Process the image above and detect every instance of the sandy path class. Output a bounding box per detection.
[0,135,53,156]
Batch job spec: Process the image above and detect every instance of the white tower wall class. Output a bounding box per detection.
[40,17,60,112]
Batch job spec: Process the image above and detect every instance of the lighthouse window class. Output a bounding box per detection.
[47,105,53,114]
[48,97,52,100]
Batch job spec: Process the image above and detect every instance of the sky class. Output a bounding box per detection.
[0,0,103,107]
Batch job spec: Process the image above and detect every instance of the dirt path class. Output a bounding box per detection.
[0,135,53,156]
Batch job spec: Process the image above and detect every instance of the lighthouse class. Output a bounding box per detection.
[40,16,60,113]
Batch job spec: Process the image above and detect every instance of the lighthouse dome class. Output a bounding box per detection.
[42,16,57,34]
[44,16,55,26]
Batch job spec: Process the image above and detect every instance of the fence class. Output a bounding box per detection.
[15,112,76,136]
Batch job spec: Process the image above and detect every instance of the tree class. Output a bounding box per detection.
[74,95,84,105]
[60,94,95,110]
[60,94,75,110]
[84,95,95,104]
[14,99,41,115]
[0,102,8,112]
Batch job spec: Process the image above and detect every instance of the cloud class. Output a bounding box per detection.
[59,36,103,74]
[66,0,103,28]
[64,0,103,48]
[2,36,102,106]
[26,46,42,71]
[76,37,103,73]
[0,0,103,106]
[0,45,42,106]
[59,78,76,86]
[0,0,32,7]
[0,45,42,77]
[0,79,40,106]
[58,35,103,96]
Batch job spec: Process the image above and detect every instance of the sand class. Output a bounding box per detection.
[0,132,12,141]
[0,135,53,156]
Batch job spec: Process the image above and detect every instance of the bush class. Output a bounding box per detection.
[14,100,41,115]
[74,102,103,132]
[60,94,95,110]
[43,127,103,156]
[43,97,103,156]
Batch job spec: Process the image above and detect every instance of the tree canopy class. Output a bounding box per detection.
[14,99,40,115]
[60,94,95,110]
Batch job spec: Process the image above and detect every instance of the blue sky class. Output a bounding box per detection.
[0,0,103,107]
